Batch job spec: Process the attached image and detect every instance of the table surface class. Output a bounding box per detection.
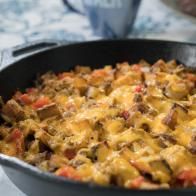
[0,0,196,50]
[0,0,196,195]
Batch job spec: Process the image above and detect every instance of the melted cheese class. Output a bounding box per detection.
[0,60,195,189]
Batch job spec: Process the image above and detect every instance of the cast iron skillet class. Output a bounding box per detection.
[0,39,195,196]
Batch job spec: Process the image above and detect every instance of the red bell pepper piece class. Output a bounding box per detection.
[129,176,145,189]
[177,168,196,187]
[56,166,81,181]
[32,97,50,109]
[19,94,32,105]
[134,85,143,93]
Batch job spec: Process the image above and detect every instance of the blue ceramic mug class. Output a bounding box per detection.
[63,0,141,38]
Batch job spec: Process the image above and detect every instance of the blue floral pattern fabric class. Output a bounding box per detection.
[0,0,196,50]
[0,0,196,195]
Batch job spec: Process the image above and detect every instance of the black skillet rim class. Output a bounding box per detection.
[0,39,195,193]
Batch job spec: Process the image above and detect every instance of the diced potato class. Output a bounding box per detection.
[109,157,140,186]
[160,145,194,173]
[103,118,124,134]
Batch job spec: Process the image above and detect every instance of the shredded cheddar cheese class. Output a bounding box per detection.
[0,59,195,189]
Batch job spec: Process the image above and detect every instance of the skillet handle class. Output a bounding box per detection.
[0,40,72,69]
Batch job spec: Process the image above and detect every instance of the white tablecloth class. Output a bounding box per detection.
[0,0,196,195]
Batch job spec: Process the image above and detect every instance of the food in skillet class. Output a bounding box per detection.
[0,59,195,189]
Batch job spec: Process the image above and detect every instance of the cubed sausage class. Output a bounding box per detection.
[36,103,61,120]
[1,99,26,122]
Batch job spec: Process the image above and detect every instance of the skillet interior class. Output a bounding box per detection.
[0,39,196,101]
[0,39,195,196]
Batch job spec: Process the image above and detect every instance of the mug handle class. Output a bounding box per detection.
[63,0,84,15]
